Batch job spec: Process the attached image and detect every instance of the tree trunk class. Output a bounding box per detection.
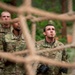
[61,0,67,38]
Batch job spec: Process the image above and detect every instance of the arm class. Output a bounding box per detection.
[59,50,68,74]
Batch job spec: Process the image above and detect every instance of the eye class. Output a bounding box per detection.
[7,16,10,18]
[47,28,51,30]
[2,16,10,18]
[2,16,6,17]
[52,28,55,30]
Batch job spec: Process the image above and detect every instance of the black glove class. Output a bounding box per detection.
[37,64,49,74]
[59,67,68,74]
[4,61,15,66]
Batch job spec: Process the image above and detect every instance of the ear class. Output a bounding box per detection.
[43,32,46,36]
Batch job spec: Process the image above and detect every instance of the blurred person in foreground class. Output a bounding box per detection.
[36,23,68,75]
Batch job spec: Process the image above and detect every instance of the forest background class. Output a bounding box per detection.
[0,0,75,63]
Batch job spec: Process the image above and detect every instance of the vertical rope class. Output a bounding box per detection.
[68,0,73,14]
[72,22,75,44]
[31,22,36,43]
[23,0,31,7]
[18,14,36,56]
[24,63,35,75]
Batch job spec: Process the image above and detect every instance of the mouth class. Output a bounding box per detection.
[50,34,54,37]
[50,33,53,35]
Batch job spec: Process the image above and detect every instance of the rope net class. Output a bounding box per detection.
[0,0,75,75]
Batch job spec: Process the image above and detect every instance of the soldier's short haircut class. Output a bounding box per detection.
[43,24,54,32]
[0,11,11,17]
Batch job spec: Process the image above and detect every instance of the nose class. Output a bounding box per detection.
[4,17,9,20]
[50,30,53,33]
[50,29,54,33]
[5,18,8,20]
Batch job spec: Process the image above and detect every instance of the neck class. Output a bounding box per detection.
[45,37,55,43]
[13,29,21,36]
[2,24,10,28]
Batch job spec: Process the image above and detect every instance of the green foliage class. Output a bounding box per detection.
[1,0,10,1]
[36,21,48,41]
[0,0,11,4]
[0,9,3,14]
[0,0,74,43]
[58,37,67,44]
[32,0,61,12]
[16,0,23,6]
[53,20,62,36]
[73,0,75,11]
[66,21,73,27]
[36,20,62,41]
[67,48,75,62]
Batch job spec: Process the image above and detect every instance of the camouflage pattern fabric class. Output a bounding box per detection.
[4,32,26,52]
[36,39,67,75]
[0,24,12,51]
[2,32,26,75]
[3,63,25,75]
[0,24,12,74]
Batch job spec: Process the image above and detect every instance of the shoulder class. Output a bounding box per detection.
[55,40,64,46]
[5,33,13,42]
[36,39,45,50]
[36,39,45,47]
[5,33,12,38]
[37,39,45,44]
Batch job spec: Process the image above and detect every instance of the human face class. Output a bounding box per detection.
[43,26,56,38]
[1,11,11,21]
[13,22,21,31]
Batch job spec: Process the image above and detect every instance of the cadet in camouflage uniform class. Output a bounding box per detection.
[36,24,68,75]
[3,22,26,75]
[0,11,12,75]
[0,11,12,50]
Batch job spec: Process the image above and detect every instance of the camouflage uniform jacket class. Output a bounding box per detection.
[36,39,67,75]
[3,32,26,75]
[4,32,26,52]
[0,24,12,50]
[0,24,12,75]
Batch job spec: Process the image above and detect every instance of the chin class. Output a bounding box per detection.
[50,36,54,38]
[49,37,54,39]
